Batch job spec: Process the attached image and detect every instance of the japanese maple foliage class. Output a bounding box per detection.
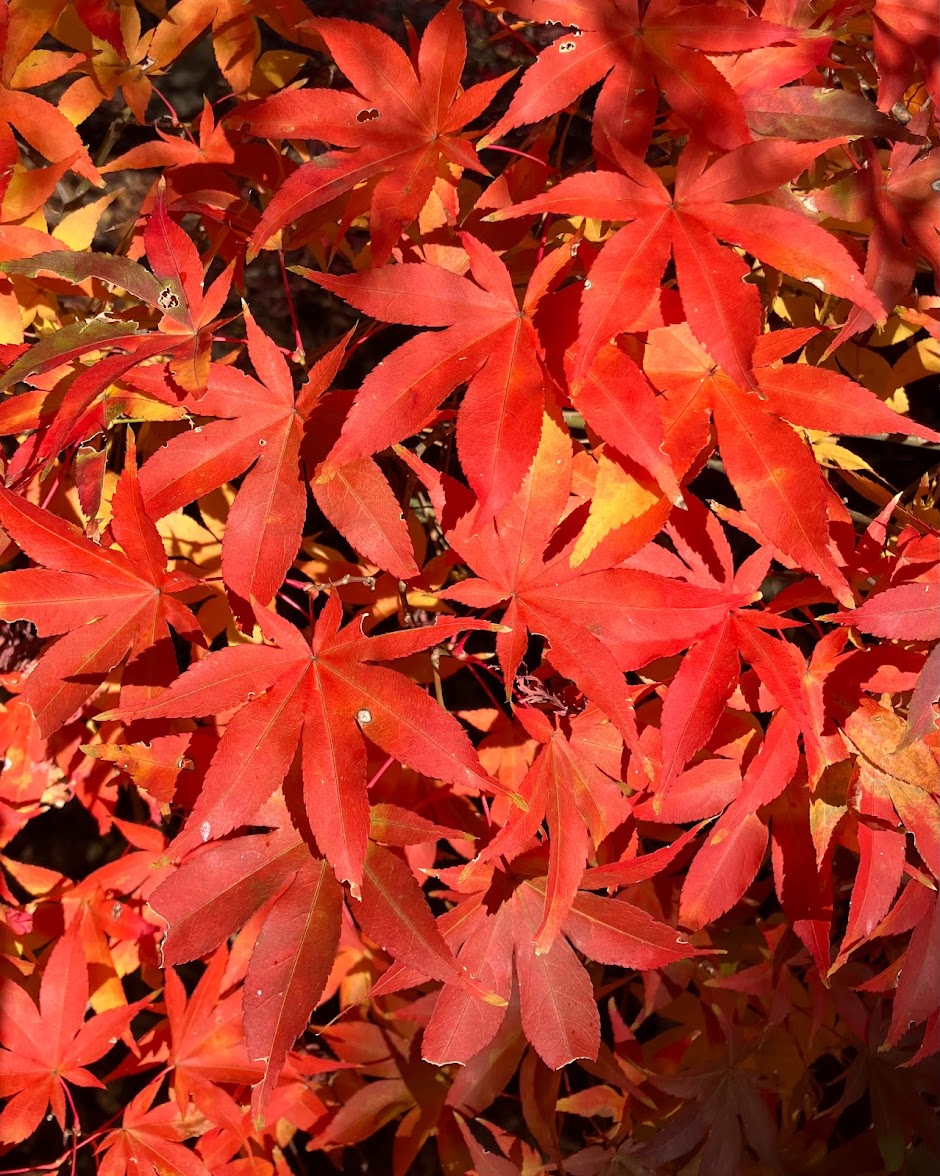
[0,1,938,1173]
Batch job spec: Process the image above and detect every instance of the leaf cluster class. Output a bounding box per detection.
[0,1,937,1173]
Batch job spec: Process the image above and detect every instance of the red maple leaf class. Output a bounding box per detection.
[101,99,236,174]
[471,704,632,954]
[237,2,513,264]
[405,410,748,750]
[833,574,940,748]
[149,818,499,1117]
[486,0,795,157]
[813,124,939,350]
[149,826,341,1118]
[645,323,938,605]
[488,137,885,392]
[135,311,417,611]
[410,836,702,1071]
[94,1077,211,1176]
[100,598,510,890]
[0,439,202,737]
[0,922,144,1144]
[871,0,939,113]
[301,235,570,519]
